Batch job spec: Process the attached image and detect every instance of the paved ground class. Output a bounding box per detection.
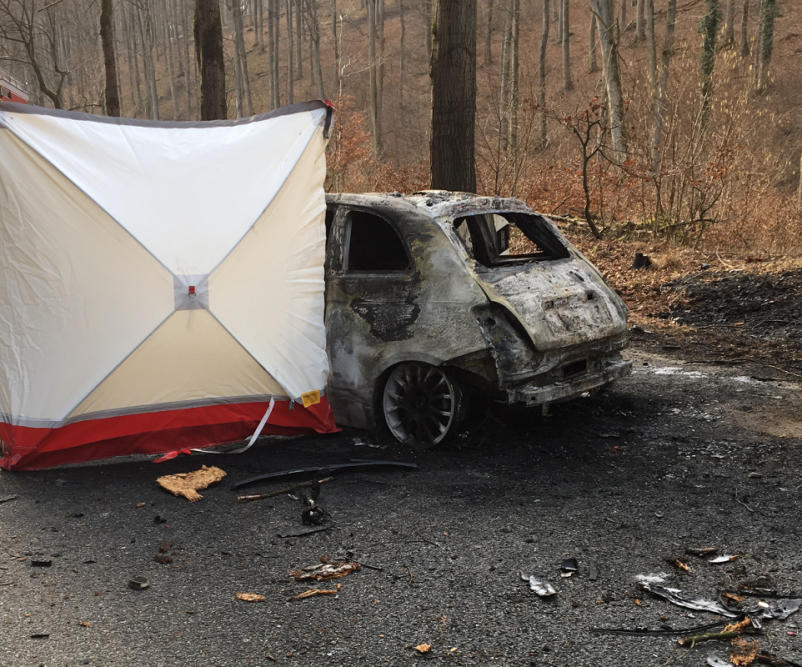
[1,347,801,667]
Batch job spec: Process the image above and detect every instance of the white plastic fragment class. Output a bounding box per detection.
[520,572,557,597]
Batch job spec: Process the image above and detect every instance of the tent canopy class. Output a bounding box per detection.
[0,101,336,470]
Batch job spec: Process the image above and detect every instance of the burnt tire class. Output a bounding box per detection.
[381,362,462,449]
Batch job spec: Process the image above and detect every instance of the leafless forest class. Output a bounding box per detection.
[1,0,800,254]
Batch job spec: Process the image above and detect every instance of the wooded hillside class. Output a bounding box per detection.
[1,0,800,254]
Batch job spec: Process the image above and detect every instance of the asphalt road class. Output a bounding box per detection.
[1,348,801,667]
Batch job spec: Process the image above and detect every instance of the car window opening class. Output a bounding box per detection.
[453,213,569,267]
[346,210,411,272]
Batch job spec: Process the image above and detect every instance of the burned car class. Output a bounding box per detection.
[324,191,631,447]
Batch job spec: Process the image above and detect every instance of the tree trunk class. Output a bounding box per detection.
[195,0,227,120]
[231,0,252,115]
[430,0,476,192]
[367,0,382,155]
[137,5,159,119]
[398,0,405,100]
[287,0,295,103]
[255,0,265,52]
[755,0,776,92]
[484,0,493,66]
[425,0,433,62]
[645,0,656,85]
[100,0,120,116]
[636,0,645,41]
[332,0,341,94]
[538,0,550,150]
[739,0,750,57]
[295,0,303,79]
[651,0,676,179]
[620,0,626,29]
[122,3,141,114]
[508,0,519,152]
[561,0,572,90]
[699,0,720,123]
[162,5,179,119]
[589,12,599,72]
[182,0,194,117]
[723,0,735,46]
[556,0,563,44]
[592,0,626,157]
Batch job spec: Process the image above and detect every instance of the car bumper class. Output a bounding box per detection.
[503,357,632,406]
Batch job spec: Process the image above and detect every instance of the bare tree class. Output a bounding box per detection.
[591,0,627,157]
[483,0,493,66]
[230,0,252,116]
[699,0,720,123]
[754,0,776,92]
[430,0,476,192]
[195,0,226,119]
[366,0,383,155]
[287,0,294,103]
[100,0,120,115]
[0,0,68,108]
[136,2,159,119]
[651,0,676,182]
[561,0,572,90]
[636,0,645,41]
[589,12,599,72]
[267,0,279,108]
[537,0,550,150]
[303,0,324,98]
[722,0,735,47]
[739,0,750,57]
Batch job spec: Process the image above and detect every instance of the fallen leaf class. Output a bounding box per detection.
[156,465,226,502]
[414,643,431,654]
[289,588,338,601]
[235,592,265,602]
[135,502,145,509]
[79,620,91,628]
[634,598,642,606]
[730,636,758,666]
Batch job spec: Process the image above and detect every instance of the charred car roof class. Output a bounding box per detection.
[326,190,534,219]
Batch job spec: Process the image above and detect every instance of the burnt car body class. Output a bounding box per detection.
[324,191,631,447]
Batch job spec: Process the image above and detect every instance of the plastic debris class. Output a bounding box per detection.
[637,579,740,618]
[520,572,557,597]
[710,554,739,564]
[236,592,265,602]
[290,560,361,582]
[748,598,802,621]
[707,656,734,667]
[128,576,149,591]
[560,558,579,577]
[156,465,226,502]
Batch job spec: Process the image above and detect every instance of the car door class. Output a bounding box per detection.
[324,205,421,428]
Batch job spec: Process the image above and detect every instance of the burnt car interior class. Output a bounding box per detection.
[454,213,570,267]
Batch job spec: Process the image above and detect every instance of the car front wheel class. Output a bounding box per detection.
[381,362,461,448]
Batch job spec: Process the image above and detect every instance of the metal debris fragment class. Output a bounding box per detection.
[520,572,557,597]
[290,560,361,582]
[128,576,149,591]
[233,461,418,490]
[637,580,740,618]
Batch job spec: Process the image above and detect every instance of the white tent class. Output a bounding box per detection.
[0,101,336,470]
